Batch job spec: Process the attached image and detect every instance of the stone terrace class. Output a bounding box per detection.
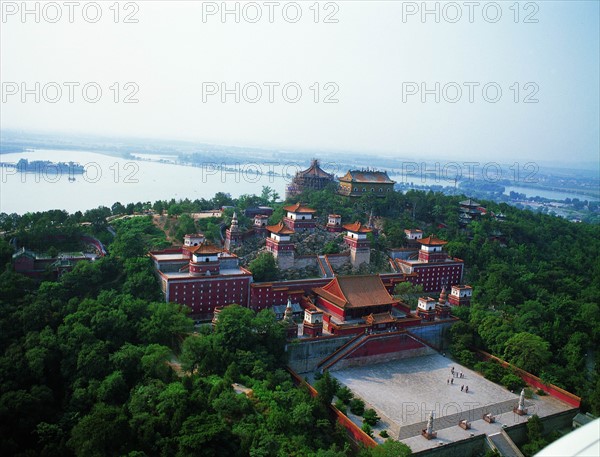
[332,353,574,452]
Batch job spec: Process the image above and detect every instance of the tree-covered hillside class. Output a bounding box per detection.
[1,186,599,456]
[0,207,406,456]
[286,187,600,412]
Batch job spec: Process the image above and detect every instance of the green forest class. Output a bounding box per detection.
[0,204,410,457]
[0,185,599,456]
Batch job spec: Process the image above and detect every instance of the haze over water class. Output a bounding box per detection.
[1,150,596,215]
[0,150,289,214]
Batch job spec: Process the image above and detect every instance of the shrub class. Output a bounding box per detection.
[536,388,547,396]
[363,408,381,426]
[361,422,373,437]
[501,373,525,391]
[524,387,534,399]
[478,361,510,383]
[334,399,346,413]
[336,386,353,404]
[455,349,476,368]
[349,398,365,416]
[379,430,389,438]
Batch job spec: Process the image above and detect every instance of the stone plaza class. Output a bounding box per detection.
[332,353,574,452]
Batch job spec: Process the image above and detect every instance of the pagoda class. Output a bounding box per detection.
[435,287,451,319]
[285,159,334,199]
[224,212,243,250]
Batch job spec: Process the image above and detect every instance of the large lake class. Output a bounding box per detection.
[0,150,289,214]
[1,150,596,214]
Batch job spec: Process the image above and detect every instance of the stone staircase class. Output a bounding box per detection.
[488,430,525,457]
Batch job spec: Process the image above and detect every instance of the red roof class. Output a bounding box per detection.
[313,275,396,309]
[417,235,448,246]
[190,242,222,255]
[296,159,333,179]
[343,221,372,233]
[283,202,317,213]
[266,221,295,235]
[339,170,395,184]
[363,312,396,325]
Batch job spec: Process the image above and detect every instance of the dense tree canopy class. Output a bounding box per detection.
[1,184,599,455]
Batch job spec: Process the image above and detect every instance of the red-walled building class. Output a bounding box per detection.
[282,202,317,231]
[343,222,372,267]
[150,242,253,320]
[395,235,464,292]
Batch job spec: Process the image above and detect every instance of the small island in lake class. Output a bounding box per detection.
[0,158,85,175]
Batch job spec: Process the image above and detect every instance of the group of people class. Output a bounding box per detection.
[447,367,469,393]
[451,366,465,378]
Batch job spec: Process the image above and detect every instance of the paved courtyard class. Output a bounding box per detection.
[330,353,575,451]
[333,354,520,438]
[331,354,571,452]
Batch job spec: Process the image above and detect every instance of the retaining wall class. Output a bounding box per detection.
[286,335,356,373]
[476,351,581,408]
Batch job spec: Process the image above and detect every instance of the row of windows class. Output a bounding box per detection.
[415,266,462,272]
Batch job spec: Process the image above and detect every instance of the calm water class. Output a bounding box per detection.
[0,150,289,214]
[1,150,595,214]
[504,185,599,202]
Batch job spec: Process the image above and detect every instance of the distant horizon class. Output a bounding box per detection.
[1,128,598,175]
[2,1,598,168]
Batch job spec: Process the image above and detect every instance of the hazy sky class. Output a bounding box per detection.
[1,1,599,166]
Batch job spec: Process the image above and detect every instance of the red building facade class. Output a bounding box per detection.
[395,235,464,292]
[151,242,253,320]
[282,202,317,231]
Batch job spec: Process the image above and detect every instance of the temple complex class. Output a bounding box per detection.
[151,201,469,327]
